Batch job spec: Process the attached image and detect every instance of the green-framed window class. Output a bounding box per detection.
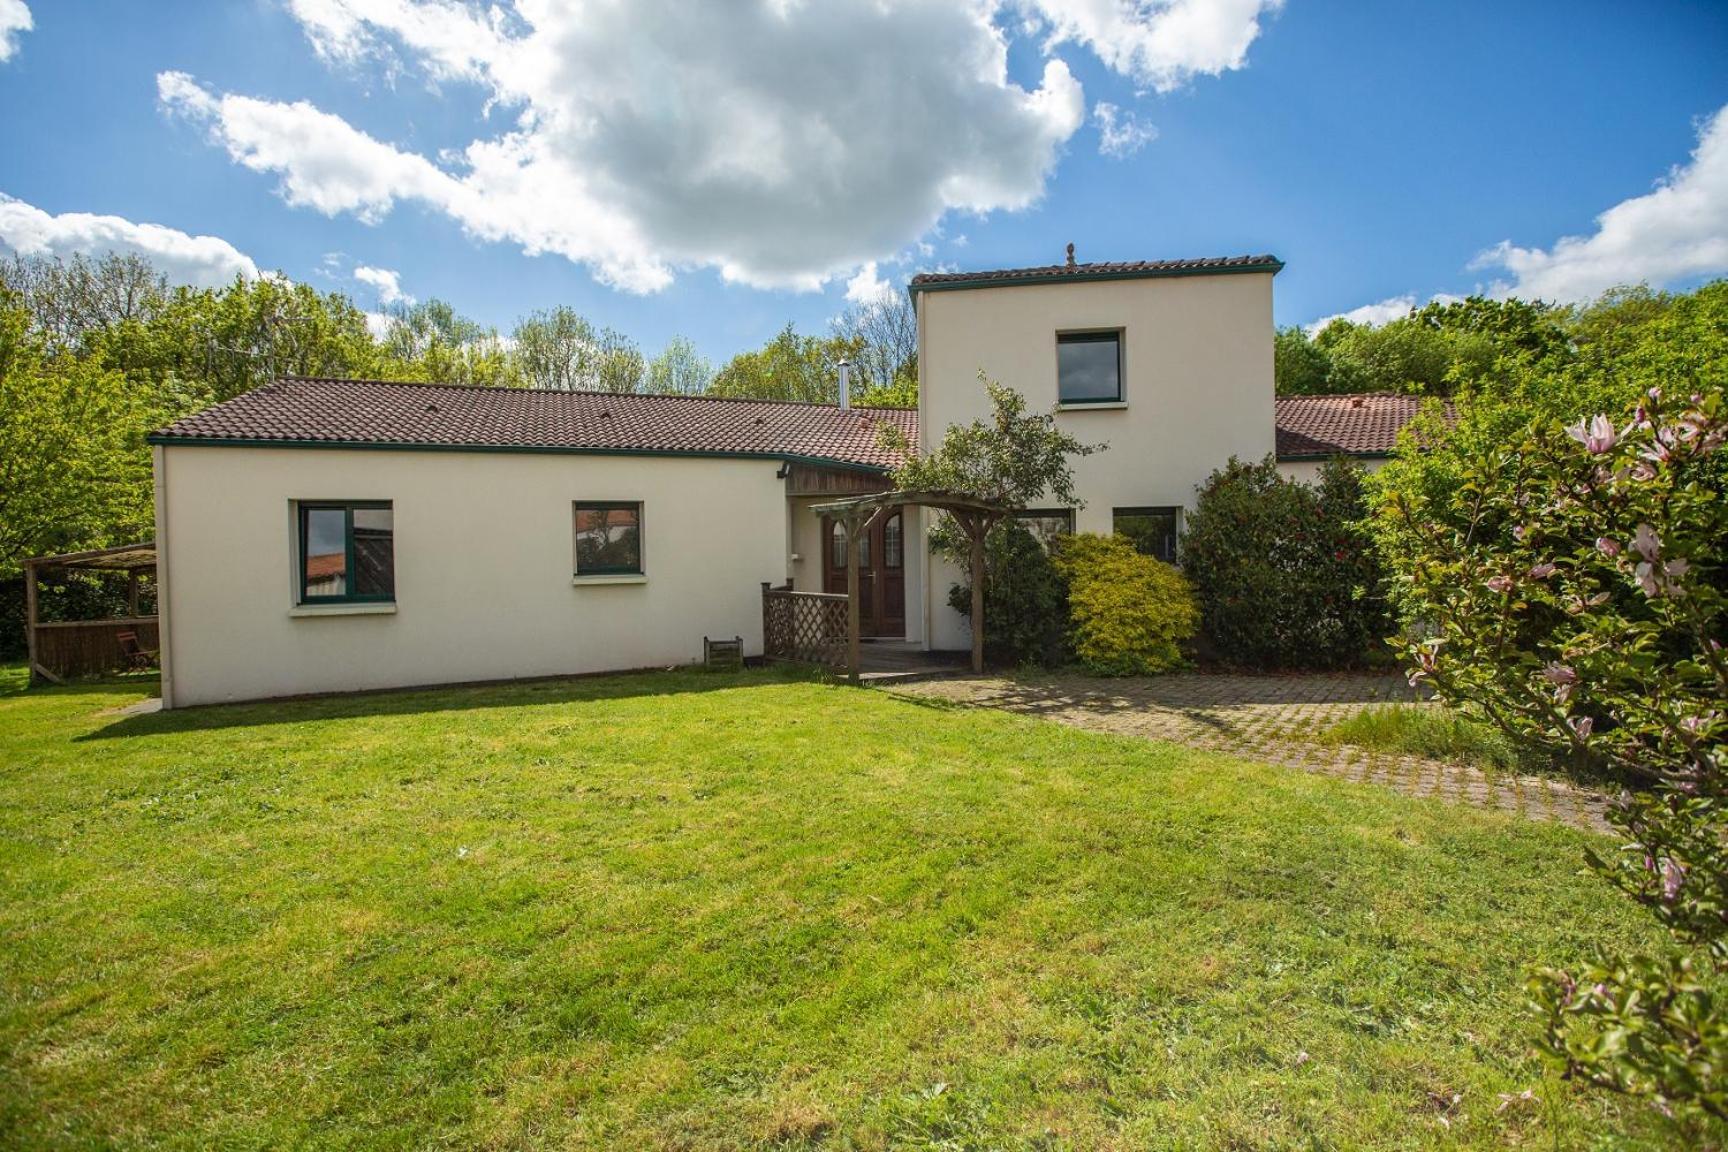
[1057,330,1123,404]
[574,501,644,575]
[1113,506,1181,563]
[298,501,394,603]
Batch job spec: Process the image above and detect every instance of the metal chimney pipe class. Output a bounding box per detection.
[837,358,852,410]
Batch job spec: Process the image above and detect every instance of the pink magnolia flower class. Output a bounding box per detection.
[1632,523,1661,562]
[1528,562,1558,579]
[1661,859,1686,901]
[1486,575,1514,594]
[1595,537,1622,558]
[1542,663,1578,686]
[1635,562,1660,598]
[1566,414,1617,454]
[1569,715,1594,740]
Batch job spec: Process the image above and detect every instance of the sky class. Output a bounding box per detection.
[1,0,1725,364]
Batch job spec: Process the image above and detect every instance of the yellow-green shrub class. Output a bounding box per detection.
[1054,533,1198,676]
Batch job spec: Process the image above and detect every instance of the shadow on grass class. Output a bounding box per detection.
[75,663,830,741]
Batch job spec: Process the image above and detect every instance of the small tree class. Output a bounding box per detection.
[1385,384,1726,1123]
[884,374,1101,668]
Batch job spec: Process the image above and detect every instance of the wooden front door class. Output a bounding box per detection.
[823,507,905,638]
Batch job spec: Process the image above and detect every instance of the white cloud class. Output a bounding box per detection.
[158,0,1271,294]
[0,192,259,286]
[1022,0,1280,91]
[0,0,30,63]
[843,261,897,306]
[1305,295,1415,335]
[353,263,413,306]
[1093,102,1157,158]
[1474,103,1728,302]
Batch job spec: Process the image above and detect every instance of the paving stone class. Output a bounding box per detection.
[892,671,1611,834]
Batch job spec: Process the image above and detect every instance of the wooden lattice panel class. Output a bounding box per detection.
[762,590,848,669]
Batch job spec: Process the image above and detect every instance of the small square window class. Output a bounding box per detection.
[1057,331,1122,404]
[298,502,394,603]
[1113,506,1180,563]
[574,502,643,575]
[1014,508,1075,552]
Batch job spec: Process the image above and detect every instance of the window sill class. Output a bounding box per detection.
[1056,400,1128,411]
[572,573,648,586]
[290,602,397,618]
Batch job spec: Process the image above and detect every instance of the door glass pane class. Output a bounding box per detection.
[830,521,846,569]
[883,514,903,569]
[351,508,395,596]
[303,507,347,597]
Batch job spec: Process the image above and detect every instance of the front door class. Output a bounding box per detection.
[822,507,905,638]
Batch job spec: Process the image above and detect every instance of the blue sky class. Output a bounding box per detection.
[2,1,1725,364]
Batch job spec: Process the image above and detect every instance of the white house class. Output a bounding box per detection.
[147,251,1428,707]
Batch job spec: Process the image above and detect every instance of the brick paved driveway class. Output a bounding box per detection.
[891,672,1612,833]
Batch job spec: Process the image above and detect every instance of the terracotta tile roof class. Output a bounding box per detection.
[151,377,918,471]
[910,254,1282,291]
[1275,393,1457,459]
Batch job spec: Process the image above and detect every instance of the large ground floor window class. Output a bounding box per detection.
[298,502,394,603]
[1112,506,1180,563]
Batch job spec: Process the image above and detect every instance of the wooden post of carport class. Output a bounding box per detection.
[23,557,40,685]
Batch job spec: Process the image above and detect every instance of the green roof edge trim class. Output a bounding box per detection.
[146,435,892,475]
[1276,450,1392,462]
[909,259,1284,295]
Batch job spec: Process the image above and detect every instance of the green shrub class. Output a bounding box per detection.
[947,520,1069,668]
[1054,533,1197,676]
[1181,456,1389,669]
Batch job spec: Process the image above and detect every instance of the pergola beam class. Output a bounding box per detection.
[810,490,1009,681]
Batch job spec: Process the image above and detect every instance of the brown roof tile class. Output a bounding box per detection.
[1274,393,1456,459]
[151,377,918,471]
[910,254,1282,291]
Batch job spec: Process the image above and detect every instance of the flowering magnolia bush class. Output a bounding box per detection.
[1385,384,1726,1121]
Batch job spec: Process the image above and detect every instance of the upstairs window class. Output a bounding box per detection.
[299,502,394,603]
[574,502,643,575]
[1113,506,1181,564]
[1057,331,1122,405]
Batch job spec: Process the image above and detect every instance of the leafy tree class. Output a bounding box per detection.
[709,324,852,403]
[2,252,170,350]
[645,335,712,395]
[0,293,157,572]
[511,306,645,392]
[1182,456,1388,668]
[831,294,917,395]
[885,373,1099,507]
[1384,383,1727,1124]
[1273,326,1331,395]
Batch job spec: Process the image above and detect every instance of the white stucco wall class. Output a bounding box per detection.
[155,445,789,707]
[1275,455,1389,486]
[916,270,1277,649]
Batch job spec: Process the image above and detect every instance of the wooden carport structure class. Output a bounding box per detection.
[809,490,1009,682]
[23,541,158,684]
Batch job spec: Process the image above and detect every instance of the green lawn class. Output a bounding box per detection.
[0,666,1706,1149]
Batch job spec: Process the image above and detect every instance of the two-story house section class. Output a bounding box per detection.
[909,250,1283,652]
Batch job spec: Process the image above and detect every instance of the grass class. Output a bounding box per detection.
[0,664,1710,1149]
[1321,703,1530,774]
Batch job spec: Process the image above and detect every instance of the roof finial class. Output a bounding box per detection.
[1065,242,1076,267]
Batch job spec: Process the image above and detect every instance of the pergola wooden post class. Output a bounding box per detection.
[811,490,1007,683]
[21,541,158,686]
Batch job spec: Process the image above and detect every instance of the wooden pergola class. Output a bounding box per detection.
[809,490,1010,682]
[23,541,158,684]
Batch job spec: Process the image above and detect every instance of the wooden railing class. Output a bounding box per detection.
[761,583,849,669]
[33,616,159,680]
